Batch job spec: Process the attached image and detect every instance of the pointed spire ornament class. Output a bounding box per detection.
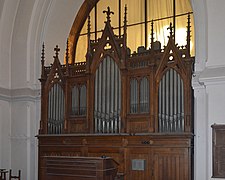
[167,22,174,38]
[66,39,69,76]
[41,42,45,78]
[123,5,127,40]
[103,6,114,22]
[151,20,154,50]
[54,45,60,58]
[186,12,191,57]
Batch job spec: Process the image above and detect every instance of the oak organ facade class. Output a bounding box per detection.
[38,5,194,180]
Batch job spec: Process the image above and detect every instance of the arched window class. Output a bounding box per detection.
[69,0,194,63]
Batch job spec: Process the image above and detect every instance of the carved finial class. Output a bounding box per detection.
[122,5,128,66]
[41,42,45,78]
[87,15,91,51]
[54,45,60,57]
[87,15,91,34]
[41,42,45,65]
[124,5,127,27]
[123,5,128,38]
[41,42,45,62]
[66,39,70,75]
[187,12,191,56]
[167,22,174,38]
[103,6,114,22]
[66,39,69,60]
[66,39,69,62]
[86,15,92,67]
[151,20,154,50]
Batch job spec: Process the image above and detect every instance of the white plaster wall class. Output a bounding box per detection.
[11,0,35,89]
[0,100,11,169]
[10,100,39,180]
[0,0,19,89]
[0,0,19,172]
[206,0,225,67]
[0,0,83,179]
[193,0,225,179]
[206,83,225,179]
[43,0,82,65]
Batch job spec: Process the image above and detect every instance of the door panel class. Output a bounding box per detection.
[152,148,190,180]
[127,148,152,180]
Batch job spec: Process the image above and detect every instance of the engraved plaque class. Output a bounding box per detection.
[132,159,146,171]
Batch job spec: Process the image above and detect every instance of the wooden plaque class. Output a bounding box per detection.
[212,124,225,178]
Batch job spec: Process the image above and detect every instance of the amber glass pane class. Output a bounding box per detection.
[74,0,195,62]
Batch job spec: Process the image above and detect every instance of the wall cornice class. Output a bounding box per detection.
[199,66,225,86]
[0,87,40,102]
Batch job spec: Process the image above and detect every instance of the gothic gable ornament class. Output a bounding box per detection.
[90,7,124,73]
[155,25,187,82]
[46,45,65,88]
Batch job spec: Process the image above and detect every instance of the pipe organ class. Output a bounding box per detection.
[94,56,121,133]
[71,84,87,116]
[37,7,194,180]
[47,83,65,134]
[158,69,184,133]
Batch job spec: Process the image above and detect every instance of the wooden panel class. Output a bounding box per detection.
[37,134,192,180]
[127,148,152,180]
[129,122,149,133]
[152,148,190,180]
[212,124,225,178]
[68,120,87,133]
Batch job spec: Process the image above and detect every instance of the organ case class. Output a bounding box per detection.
[37,7,194,180]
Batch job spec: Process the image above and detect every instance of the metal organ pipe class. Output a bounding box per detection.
[118,62,121,133]
[47,84,64,134]
[130,79,138,113]
[94,68,99,132]
[80,85,87,115]
[158,69,184,132]
[166,69,169,131]
[140,77,149,113]
[181,75,184,131]
[173,69,178,131]
[102,59,106,133]
[72,87,79,115]
[162,74,166,132]
[169,69,173,131]
[94,56,121,133]
[110,60,115,133]
[60,85,64,133]
[71,85,87,116]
